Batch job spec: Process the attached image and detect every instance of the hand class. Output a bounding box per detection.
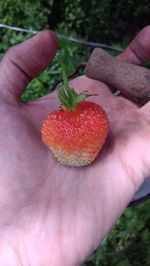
[0,27,150,266]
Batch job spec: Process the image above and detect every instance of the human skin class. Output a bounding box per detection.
[0,26,150,265]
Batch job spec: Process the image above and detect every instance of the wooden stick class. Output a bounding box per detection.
[85,48,150,105]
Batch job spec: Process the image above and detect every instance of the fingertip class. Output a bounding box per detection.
[36,30,58,47]
[49,30,58,48]
[34,30,58,62]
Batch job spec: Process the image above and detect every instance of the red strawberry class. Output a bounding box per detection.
[41,60,109,167]
[42,101,109,167]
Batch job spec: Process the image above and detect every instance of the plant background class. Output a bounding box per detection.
[0,1,150,265]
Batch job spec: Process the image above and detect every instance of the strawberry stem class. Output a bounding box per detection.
[57,56,97,111]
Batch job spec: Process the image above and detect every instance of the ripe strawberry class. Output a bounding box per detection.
[41,60,109,167]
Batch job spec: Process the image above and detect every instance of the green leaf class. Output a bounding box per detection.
[67,87,78,103]
[70,87,78,97]
[57,87,70,109]
[72,93,87,108]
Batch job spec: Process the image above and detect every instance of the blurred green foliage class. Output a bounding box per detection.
[83,200,150,266]
[1,0,150,45]
[0,0,50,28]
[0,1,150,265]
[49,0,150,43]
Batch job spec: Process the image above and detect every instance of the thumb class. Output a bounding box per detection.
[0,30,57,101]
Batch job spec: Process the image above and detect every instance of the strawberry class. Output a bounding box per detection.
[41,60,109,167]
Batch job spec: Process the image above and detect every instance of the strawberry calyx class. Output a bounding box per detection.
[57,57,97,111]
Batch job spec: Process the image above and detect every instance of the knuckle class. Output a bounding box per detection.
[5,46,19,63]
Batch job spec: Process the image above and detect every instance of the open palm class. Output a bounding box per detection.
[0,28,150,265]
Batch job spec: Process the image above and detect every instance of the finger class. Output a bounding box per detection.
[0,30,57,101]
[117,25,150,65]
